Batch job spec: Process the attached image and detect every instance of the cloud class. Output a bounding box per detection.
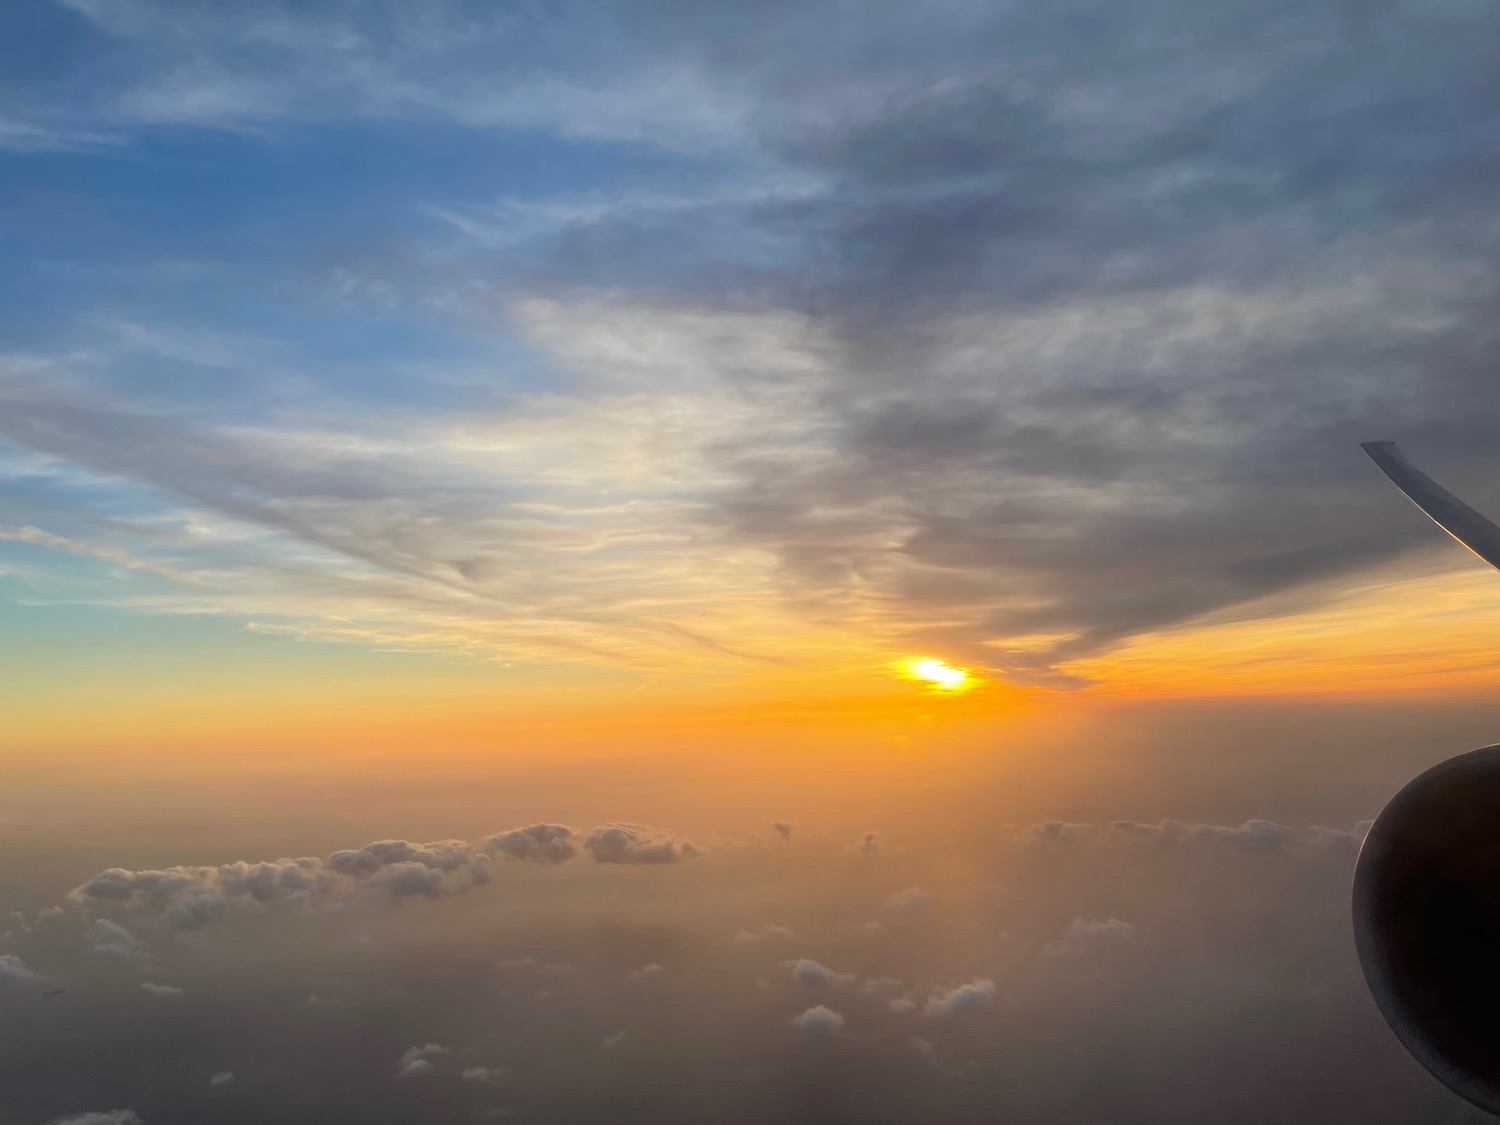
[923,980,996,1018]
[1110,818,1345,854]
[791,1005,845,1033]
[854,976,904,997]
[139,982,183,998]
[1194,820,1296,853]
[46,1114,144,1125]
[734,924,795,945]
[856,832,879,855]
[86,919,146,962]
[0,953,41,986]
[326,840,475,879]
[1308,823,1369,852]
[786,959,856,988]
[1026,821,1092,844]
[627,963,666,980]
[885,887,927,911]
[1045,917,1136,958]
[484,824,578,864]
[0,524,205,585]
[601,1028,630,1050]
[70,859,316,929]
[59,818,695,936]
[374,862,448,899]
[583,824,699,865]
[397,1043,450,1077]
[463,1066,504,1083]
[2,0,1497,693]
[772,821,794,841]
[208,1072,234,1086]
[215,858,323,901]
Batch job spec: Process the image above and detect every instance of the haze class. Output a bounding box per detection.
[2,1,1499,1122]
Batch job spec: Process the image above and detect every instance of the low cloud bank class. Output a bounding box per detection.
[62,821,697,932]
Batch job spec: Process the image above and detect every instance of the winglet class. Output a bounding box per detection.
[1362,441,1500,573]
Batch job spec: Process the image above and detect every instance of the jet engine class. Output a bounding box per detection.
[1354,441,1500,1115]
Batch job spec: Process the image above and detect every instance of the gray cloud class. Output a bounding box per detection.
[786,959,856,989]
[85,920,146,962]
[46,1114,144,1125]
[583,824,699,865]
[790,1005,845,1033]
[0,797,1475,1123]
[0,953,41,987]
[1026,820,1093,844]
[483,825,579,865]
[396,1043,450,1078]
[58,819,695,943]
[1044,917,1136,957]
[922,979,996,1018]
[1108,817,1349,854]
[524,0,1500,680]
[4,1,1495,685]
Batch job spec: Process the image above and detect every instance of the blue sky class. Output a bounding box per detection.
[3,0,1500,693]
[8,6,1500,1124]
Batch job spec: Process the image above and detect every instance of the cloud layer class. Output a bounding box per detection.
[1,0,1497,687]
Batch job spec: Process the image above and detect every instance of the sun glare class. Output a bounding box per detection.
[905,658,972,691]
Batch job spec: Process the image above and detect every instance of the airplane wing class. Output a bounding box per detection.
[1361,441,1500,573]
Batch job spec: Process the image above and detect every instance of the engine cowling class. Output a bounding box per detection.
[1354,743,1500,1115]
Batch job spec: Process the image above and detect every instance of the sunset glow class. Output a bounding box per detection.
[905,658,973,691]
[3,2,1499,1122]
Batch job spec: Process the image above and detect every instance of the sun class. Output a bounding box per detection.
[903,658,973,692]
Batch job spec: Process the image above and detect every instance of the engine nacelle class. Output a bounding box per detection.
[1354,744,1500,1114]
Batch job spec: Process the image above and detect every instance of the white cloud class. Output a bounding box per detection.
[462,1066,504,1083]
[584,824,698,865]
[140,982,183,998]
[87,919,146,961]
[484,824,577,864]
[45,1114,144,1125]
[0,114,125,154]
[786,959,856,988]
[885,887,927,911]
[397,1043,450,1077]
[923,980,996,1018]
[59,818,693,934]
[792,1005,845,1033]
[0,953,41,986]
[1194,820,1296,853]
[854,976,904,997]
[1045,917,1136,957]
[209,1072,235,1086]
